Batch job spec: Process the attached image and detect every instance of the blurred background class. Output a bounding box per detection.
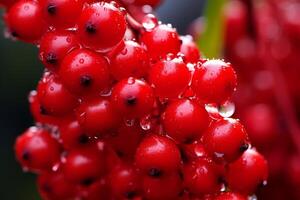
[1,0,300,199]
[0,0,206,199]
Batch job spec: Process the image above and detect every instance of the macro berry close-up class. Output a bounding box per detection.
[1,0,298,199]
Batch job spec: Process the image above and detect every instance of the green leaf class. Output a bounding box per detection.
[198,0,226,59]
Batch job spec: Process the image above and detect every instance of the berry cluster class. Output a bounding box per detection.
[0,0,268,199]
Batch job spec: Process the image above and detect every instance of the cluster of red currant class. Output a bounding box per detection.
[0,0,268,199]
[222,0,300,199]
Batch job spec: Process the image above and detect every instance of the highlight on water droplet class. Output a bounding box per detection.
[218,101,235,118]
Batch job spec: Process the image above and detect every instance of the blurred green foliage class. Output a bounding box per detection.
[198,0,225,58]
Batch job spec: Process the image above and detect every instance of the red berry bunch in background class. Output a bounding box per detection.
[0,0,268,199]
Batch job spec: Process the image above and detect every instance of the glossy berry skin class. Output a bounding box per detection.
[162,99,209,143]
[5,0,47,43]
[15,127,61,172]
[135,134,182,177]
[226,149,268,195]
[38,171,76,200]
[64,146,105,185]
[59,49,110,96]
[191,60,237,103]
[0,0,17,9]
[39,30,79,71]
[78,179,112,200]
[214,192,247,200]
[108,164,141,199]
[110,40,149,81]
[40,0,84,29]
[37,73,78,116]
[180,35,201,63]
[140,24,181,61]
[76,98,120,137]
[142,172,182,200]
[133,0,163,7]
[78,2,126,51]
[106,123,143,160]
[148,58,191,98]
[29,90,62,126]
[184,158,220,196]
[111,78,155,118]
[59,119,90,150]
[202,118,249,162]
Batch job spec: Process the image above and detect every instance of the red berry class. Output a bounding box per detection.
[184,158,220,196]
[226,149,268,195]
[162,99,209,143]
[108,164,141,199]
[111,78,155,118]
[140,24,181,61]
[78,2,126,51]
[37,73,78,116]
[59,119,90,150]
[148,57,191,98]
[40,0,84,29]
[110,40,149,80]
[106,123,143,160]
[76,98,120,137]
[135,134,182,177]
[37,171,76,200]
[5,0,47,42]
[142,172,182,200]
[59,49,110,96]
[191,60,237,103]
[214,192,247,200]
[78,178,112,200]
[180,35,201,63]
[202,118,249,162]
[15,127,61,172]
[29,90,62,126]
[64,146,105,185]
[39,30,79,71]
[0,0,17,9]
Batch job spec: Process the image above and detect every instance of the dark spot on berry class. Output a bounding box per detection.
[126,96,137,106]
[86,22,96,34]
[47,4,56,15]
[22,150,30,161]
[116,150,124,158]
[148,168,162,178]
[81,178,94,186]
[124,191,136,199]
[179,39,183,45]
[80,75,92,87]
[178,170,184,181]
[40,106,48,115]
[239,143,249,152]
[42,183,52,193]
[46,52,57,65]
[78,134,89,144]
[218,176,226,184]
[11,31,18,37]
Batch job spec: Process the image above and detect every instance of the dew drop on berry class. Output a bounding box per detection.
[142,14,158,31]
[51,162,60,172]
[124,118,135,127]
[205,104,222,120]
[140,115,152,131]
[218,101,235,118]
[248,195,258,200]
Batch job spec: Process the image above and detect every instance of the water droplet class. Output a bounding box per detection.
[218,101,235,118]
[79,58,84,64]
[214,152,224,159]
[127,77,135,84]
[205,104,222,120]
[142,14,158,31]
[140,115,152,130]
[52,162,60,172]
[248,195,257,200]
[124,118,135,127]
